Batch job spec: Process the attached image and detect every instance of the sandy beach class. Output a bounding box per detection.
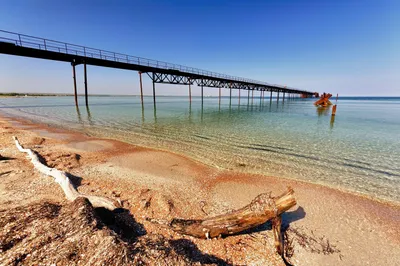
[1,115,399,265]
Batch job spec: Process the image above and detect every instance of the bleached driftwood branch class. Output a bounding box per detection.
[170,188,296,254]
[13,136,118,210]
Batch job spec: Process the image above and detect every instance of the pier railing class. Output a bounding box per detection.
[0,29,294,90]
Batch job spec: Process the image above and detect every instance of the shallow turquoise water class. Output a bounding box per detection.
[1,95,399,203]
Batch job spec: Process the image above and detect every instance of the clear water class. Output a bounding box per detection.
[1,95,399,203]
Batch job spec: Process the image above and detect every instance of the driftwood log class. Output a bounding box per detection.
[170,188,296,254]
[13,136,118,211]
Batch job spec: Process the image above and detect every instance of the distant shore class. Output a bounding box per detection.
[0,92,141,97]
[0,113,399,265]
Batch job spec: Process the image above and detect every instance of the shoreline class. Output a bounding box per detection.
[1,113,400,265]
[3,111,400,208]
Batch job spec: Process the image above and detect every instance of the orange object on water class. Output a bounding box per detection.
[314,93,332,107]
[332,105,337,115]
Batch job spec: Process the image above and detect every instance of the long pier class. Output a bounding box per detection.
[0,30,316,107]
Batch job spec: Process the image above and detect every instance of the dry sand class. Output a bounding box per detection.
[0,115,399,265]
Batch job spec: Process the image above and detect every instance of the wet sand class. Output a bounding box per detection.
[0,115,399,265]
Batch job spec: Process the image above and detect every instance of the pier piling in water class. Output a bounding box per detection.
[152,73,156,107]
[332,105,337,115]
[332,94,339,116]
[139,72,144,107]
[277,91,280,102]
[71,63,78,106]
[84,63,88,106]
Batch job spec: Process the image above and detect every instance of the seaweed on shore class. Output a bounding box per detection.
[0,198,230,265]
[283,224,340,257]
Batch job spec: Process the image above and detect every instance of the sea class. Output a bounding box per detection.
[1,95,399,203]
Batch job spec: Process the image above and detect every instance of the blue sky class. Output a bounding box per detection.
[0,0,399,96]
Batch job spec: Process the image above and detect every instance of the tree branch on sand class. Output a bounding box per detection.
[12,136,119,211]
[169,188,296,255]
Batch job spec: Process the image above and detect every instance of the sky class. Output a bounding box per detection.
[0,0,399,96]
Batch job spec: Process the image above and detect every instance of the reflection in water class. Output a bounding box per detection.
[201,102,204,122]
[330,114,336,129]
[153,104,157,123]
[316,106,330,117]
[143,97,293,128]
[141,105,145,123]
[75,105,82,123]
[86,105,93,125]
[189,102,192,123]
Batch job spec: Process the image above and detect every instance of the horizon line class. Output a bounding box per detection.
[1,92,399,97]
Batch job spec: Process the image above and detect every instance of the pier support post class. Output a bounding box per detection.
[283,92,285,103]
[230,88,232,106]
[139,72,144,107]
[238,89,241,105]
[219,87,221,105]
[277,91,280,102]
[71,63,78,106]
[248,90,250,105]
[84,63,88,106]
[152,73,156,107]
[252,90,254,105]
